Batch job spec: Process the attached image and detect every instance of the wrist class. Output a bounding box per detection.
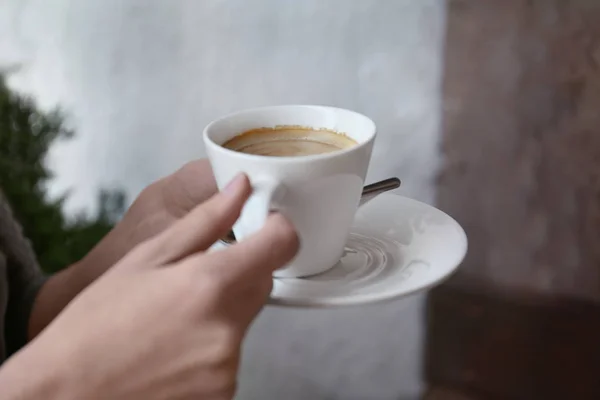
[78,211,141,279]
[0,344,81,400]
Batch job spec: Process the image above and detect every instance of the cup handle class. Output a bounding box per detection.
[243,179,286,234]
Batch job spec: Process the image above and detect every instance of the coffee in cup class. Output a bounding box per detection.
[222,126,357,157]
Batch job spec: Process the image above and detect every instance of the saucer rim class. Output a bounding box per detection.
[214,193,468,308]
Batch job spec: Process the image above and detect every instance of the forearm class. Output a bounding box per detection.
[0,343,77,400]
[27,219,135,339]
[27,266,84,339]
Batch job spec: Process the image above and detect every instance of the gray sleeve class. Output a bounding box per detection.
[0,193,48,357]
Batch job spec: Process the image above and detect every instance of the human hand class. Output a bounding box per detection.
[87,159,219,270]
[28,160,220,338]
[14,174,298,400]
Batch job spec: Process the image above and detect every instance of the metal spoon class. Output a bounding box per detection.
[221,177,401,245]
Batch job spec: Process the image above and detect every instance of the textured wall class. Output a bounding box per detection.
[426,1,600,399]
[0,1,445,398]
[438,0,600,301]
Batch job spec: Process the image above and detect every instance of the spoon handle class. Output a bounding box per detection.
[362,177,401,196]
[359,177,401,207]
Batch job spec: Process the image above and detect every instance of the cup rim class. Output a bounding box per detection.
[202,105,376,164]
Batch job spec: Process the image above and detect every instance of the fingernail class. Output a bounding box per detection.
[222,174,246,197]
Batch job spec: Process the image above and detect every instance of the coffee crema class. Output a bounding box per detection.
[222,126,357,157]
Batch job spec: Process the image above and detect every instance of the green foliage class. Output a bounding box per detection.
[0,75,126,273]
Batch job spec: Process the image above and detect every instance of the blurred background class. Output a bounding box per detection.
[1,0,599,399]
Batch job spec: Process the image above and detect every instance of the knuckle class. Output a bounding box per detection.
[206,324,241,365]
[171,275,204,316]
[173,266,225,314]
[122,240,154,265]
[138,180,162,203]
[177,288,225,326]
[179,159,210,177]
[194,275,226,306]
[189,267,236,309]
[175,268,201,295]
[202,266,232,294]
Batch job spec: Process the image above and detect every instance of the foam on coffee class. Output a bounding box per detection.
[222,126,357,157]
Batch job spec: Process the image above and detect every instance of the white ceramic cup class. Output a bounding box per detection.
[203,105,376,278]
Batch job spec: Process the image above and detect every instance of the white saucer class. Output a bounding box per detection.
[213,193,467,308]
